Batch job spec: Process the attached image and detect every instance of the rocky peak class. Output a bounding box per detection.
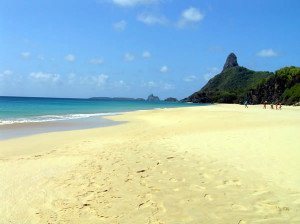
[147,94,160,101]
[222,53,238,72]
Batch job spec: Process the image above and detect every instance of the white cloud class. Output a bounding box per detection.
[177,7,204,28]
[124,53,135,61]
[0,70,13,78]
[3,70,13,75]
[137,13,168,25]
[142,81,174,91]
[20,52,31,59]
[182,7,204,21]
[163,83,175,90]
[203,67,221,81]
[114,80,130,89]
[142,51,151,58]
[66,73,109,87]
[142,81,157,88]
[256,49,279,57]
[89,58,104,64]
[184,75,197,82]
[29,72,61,83]
[113,20,127,32]
[92,74,109,86]
[64,54,75,62]
[160,65,168,72]
[108,0,160,7]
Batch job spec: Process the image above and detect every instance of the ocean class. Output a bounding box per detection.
[0,96,205,125]
[0,96,207,139]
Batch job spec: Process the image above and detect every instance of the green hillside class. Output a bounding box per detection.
[183,53,300,105]
[182,53,270,104]
[247,66,300,105]
[201,66,270,92]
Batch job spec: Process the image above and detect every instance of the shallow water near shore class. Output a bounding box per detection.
[0,115,124,140]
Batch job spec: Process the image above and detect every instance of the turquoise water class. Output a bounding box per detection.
[0,96,205,125]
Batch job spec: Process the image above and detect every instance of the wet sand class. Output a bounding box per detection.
[0,116,123,140]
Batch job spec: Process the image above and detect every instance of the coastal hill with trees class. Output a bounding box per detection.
[182,53,300,105]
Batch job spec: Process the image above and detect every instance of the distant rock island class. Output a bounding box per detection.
[89,95,181,103]
[147,94,160,101]
[89,97,145,101]
[164,97,179,102]
[182,53,300,105]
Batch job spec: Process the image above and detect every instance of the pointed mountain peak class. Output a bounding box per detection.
[222,53,238,72]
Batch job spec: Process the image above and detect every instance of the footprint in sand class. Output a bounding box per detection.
[140,180,147,187]
[169,178,178,183]
[216,179,241,189]
[138,200,153,209]
[204,194,213,201]
[189,184,206,191]
[199,173,212,180]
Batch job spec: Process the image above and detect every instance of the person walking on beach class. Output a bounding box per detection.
[263,101,267,109]
[279,103,282,110]
[245,100,248,108]
[271,102,274,109]
[275,103,278,110]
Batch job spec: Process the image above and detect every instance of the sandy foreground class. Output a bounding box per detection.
[0,104,300,224]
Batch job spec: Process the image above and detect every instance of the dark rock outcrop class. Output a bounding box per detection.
[164,97,179,102]
[147,94,160,101]
[222,53,238,72]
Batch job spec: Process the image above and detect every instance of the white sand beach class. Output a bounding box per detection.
[0,104,300,224]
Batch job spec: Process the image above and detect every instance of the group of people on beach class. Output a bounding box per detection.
[263,101,282,110]
[244,100,282,110]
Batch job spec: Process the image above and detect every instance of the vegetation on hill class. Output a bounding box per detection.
[247,66,300,105]
[182,53,300,105]
[201,66,270,92]
[183,66,270,104]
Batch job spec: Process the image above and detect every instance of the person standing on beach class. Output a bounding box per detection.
[271,102,274,109]
[275,103,278,110]
[245,100,248,108]
[263,101,267,109]
[279,103,282,110]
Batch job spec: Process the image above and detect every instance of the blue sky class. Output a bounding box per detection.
[0,0,299,99]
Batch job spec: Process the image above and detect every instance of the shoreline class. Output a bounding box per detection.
[0,104,300,223]
[0,115,124,140]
